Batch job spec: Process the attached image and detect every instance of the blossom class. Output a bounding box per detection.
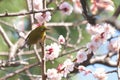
[35,11,51,25]
[72,0,82,14]
[45,43,61,60]
[86,23,103,35]
[58,35,65,44]
[76,50,87,63]
[94,68,107,80]
[57,59,74,77]
[86,23,115,36]
[59,2,73,15]
[46,68,63,80]
[87,41,101,53]
[108,37,120,52]
[78,65,85,72]
[33,0,43,10]
[91,0,114,14]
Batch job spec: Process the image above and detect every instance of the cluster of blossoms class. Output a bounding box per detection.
[91,0,114,14]
[45,35,65,61]
[72,0,114,14]
[86,23,117,53]
[46,59,74,80]
[78,66,107,80]
[33,1,74,25]
[45,43,61,61]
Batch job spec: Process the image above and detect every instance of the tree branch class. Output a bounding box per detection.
[0,8,54,17]
[0,25,13,48]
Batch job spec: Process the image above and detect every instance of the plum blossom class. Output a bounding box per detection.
[78,65,86,72]
[86,23,115,53]
[58,35,65,44]
[33,0,43,10]
[86,23,103,35]
[59,2,73,15]
[108,37,120,52]
[35,11,51,25]
[76,50,87,63]
[90,0,114,14]
[87,40,101,53]
[57,59,74,77]
[94,68,107,80]
[46,68,63,80]
[86,23,115,36]
[72,0,82,14]
[45,43,61,60]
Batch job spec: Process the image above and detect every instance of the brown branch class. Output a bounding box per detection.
[113,5,120,19]
[106,70,117,74]
[41,0,47,80]
[90,55,117,67]
[0,62,39,80]
[0,8,54,17]
[0,60,28,67]
[117,49,120,80]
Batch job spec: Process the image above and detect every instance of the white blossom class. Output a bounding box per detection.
[35,11,51,25]
[72,0,82,14]
[33,0,43,10]
[59,2,73,15]
[46,68,63,80]
[58,35,65,44]
[58,59,74,77]
[76,50,87,63]
[45,43,61,60]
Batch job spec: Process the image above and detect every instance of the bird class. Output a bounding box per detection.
[20,25,49,49]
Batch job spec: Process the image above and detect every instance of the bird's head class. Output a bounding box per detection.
[39,25,50,32]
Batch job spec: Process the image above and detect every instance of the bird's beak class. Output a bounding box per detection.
[45,28,50,30]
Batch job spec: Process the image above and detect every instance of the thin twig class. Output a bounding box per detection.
[0,8,54,17]
[0,25,13,48]
[33,45,42,62]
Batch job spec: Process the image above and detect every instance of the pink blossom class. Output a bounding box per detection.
[87,41,100,53]
[108,37,120,52]
[33,0,42,10]
[59,2,73,15]
[91,0,114,14]
[78,65,85,72]
[91,33,107,44]
[46,68,63,80]
[86,23,103,35]
[76,50,87,63]
[86,23,115,36]
[58,59,74,77]
[94,68,107,80]
[45,43,61,60]
[35,11,51,25]
[58,35,65,44]
[72,0,82,14]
